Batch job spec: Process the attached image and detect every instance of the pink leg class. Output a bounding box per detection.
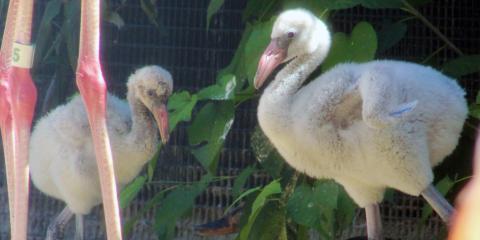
[0,0,37,238]
[11,0,37,237]
[0,0,20,230]
[76,0,123,238]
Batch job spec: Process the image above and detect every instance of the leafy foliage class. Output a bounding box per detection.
[31,0,476,238]
[154,174,212,239]
[322,21,378,71]
[206,0,225,29]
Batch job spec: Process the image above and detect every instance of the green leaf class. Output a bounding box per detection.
[119,176,146,209]
[244,18,276,86]
[33,0,62,68]
[197,74,237,100]
[282,0,329,17]
[242,0,278,22]
[232,166,257,198]
[420,176,454,223]
[377,20,407,54]
[187,101,235,172]
[469,103,480,119]
[287,180,345,238]
[238,180,282,240]
[154,174,212,240]
[359,0,403,9]
[247,201,287,240]
[140,0,160,28]
[335,187,357,232]
[226,186,261,214]
[305,0,358,10]
[124,187,171,236]
[442,55,480,78]
[206,0,224,30]
[322,21,377,71]
[167,91,198,131]
[62,0,81,70]
[147,146,162,182]
[310,0,403,9]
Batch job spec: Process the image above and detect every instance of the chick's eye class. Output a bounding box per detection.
[287,32,295,38]
[147,90,155,97]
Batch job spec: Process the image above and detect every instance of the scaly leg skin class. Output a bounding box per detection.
[46,207,74,240]
[421,184,454,223]
[365,203,384,240]
[0,0,20,232]
[75,214,85,240]
[76,0,123,238]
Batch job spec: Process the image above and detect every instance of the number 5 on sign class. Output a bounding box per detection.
[12,42,35,69]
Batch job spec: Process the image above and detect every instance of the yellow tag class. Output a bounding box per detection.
[12,42,35,68]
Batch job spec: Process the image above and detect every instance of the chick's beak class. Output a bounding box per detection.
[254,39,288,89]
[152,103,169,144]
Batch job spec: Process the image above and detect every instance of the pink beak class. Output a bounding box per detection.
[254,39,288,89]
[152,103,169,144]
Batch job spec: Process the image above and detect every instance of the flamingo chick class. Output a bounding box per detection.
[29,65,172,239]
[254,9,467,239]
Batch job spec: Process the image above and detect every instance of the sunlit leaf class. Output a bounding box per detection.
[187,101,235,172]
[120,176,146,209]
[226,186,261,214]
[197,74,237,100]
[167,91,198,131]
[442,55,480,78]
[154,174,213,240]
[322,21,377,71]
[206,0,225,30]
[238,180,282,240]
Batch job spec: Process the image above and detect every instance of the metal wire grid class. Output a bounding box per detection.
[0,0,478,239]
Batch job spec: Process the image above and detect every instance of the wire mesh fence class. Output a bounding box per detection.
[0,0,478,239]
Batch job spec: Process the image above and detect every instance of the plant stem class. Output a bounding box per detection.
[421,45,446,64]
[281,171,300,202]
[401,0,464,56]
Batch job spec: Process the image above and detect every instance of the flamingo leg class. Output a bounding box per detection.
[421,184,454,223]
[0,0,37,238]
[75,214,85,240]
[75,0,123,239]
[46,207,74,240]
[0,0,20,231]
[365,203,383,240]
